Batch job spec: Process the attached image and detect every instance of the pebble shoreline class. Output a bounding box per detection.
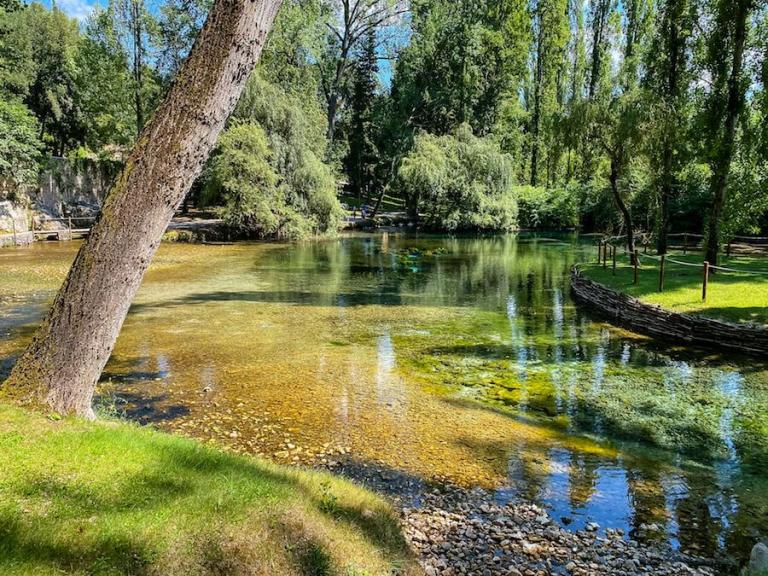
[325,461,728,576]
[399,485,722,576]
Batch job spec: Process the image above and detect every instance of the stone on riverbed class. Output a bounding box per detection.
[399,484,721,576]
[748,543,768,575]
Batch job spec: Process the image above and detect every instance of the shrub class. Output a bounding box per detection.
[203,74,343,240]
[0,99,42,196]
[515,185,580,230]
[396,124,518,231]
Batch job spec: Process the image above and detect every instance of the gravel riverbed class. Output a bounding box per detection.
[401,485,723,576]
[328,462,728,576]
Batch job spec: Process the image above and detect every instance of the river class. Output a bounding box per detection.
[1,233,766,565]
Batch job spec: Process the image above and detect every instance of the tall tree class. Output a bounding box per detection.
[21,4,81,155]
[587,0,611,99]
[704,0,755,265]
[590,0,646,260]
[646,0,693,254]
[110,0,159,136]
[75,8,137,149]
[390,0,530,138]
[3,0,283,417]
[528,0,569,186]
[346,27,379,205]
[563,0,586,182]
[319,0,407,145]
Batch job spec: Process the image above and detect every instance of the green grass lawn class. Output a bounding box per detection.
[581,250,768,326]
[0,404,420,576]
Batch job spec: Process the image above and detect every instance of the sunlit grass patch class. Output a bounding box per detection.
[582,251,768,326]
[0,404,420,576]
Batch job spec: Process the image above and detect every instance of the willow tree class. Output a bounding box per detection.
[2,0,283,417]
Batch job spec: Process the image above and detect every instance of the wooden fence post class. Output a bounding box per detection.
[11,219,17,247]
[702,261,709,302]
[598,241,603,264]
[612,245,617,275]
[726,241,732,257]
[633,250,639,285]
[603,242,608,269]
[659,254,666,292]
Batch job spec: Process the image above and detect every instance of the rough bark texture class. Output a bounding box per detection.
[705,0,749,266]
[571,268,768,356]
[2,0,283,417]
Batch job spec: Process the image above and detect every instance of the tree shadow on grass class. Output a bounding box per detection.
[0,430,416,576]
[0,512,151,576]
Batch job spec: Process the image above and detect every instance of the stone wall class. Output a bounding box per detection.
[570,267,768,355]
[0,200,29,234]
[34,157,121,218]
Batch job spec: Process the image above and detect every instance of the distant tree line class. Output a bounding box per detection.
[1,0,768,261]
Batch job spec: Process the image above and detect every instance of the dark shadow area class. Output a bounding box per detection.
[97,390,191,424]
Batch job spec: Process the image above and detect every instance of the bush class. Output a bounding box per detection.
[396,124,518,231]
[515,185,580,230]
[203,74,343,240]
[0,99,42,195]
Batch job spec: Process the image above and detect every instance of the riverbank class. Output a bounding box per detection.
[0,402,730,576]
[327,464,726,576]
[580,252,768,326]
[0,403,419,576]
[572,266,768,355]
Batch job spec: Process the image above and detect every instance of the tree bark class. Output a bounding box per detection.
[2,0,283,417]
[705,0,749,266]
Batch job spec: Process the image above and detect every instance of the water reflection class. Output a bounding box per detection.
[1,233,767,564]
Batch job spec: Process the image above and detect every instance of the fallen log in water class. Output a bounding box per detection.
[570,266,768,356]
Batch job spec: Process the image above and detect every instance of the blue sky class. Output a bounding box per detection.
[53,0,101,21]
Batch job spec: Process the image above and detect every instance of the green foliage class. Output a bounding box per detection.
[206,122,285,237]
[17,4,81,154]
[390,0,530,137]
[396,125,517,231]
[516,185,579,230]
[155,0,210,78]
[0,98,42,191]
[205,74,343,240]
[73,8,137,149]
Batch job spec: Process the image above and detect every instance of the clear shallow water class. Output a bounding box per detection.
[1,234,767,564]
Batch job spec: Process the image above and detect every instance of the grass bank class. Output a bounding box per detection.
[581,251,768,326]
[0,404,420,576]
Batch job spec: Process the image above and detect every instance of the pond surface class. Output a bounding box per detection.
[1,233,767,564]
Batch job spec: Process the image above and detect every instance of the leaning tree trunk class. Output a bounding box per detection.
[609,154,637,264]
[2,0,283,417]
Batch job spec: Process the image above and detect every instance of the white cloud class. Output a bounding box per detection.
[55,0,96,22]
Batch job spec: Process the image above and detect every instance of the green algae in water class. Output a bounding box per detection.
[1,233,767,564]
